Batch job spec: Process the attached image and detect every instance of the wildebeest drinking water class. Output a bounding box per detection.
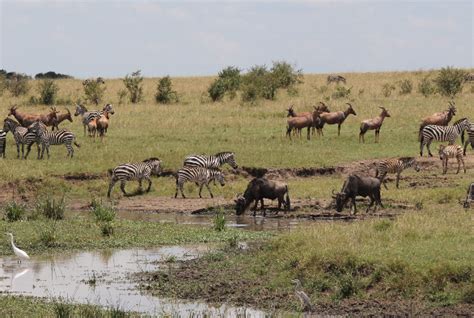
[332,174,383,214]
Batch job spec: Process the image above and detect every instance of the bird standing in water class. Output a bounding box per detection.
[6,233,30,263]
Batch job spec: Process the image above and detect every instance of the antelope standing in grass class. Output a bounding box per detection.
[318,103,357,136]
[419,101,456,141]
[52,108,73,131]
[359,107,391,143]
[287,102,330,136]
[8,106,58,128]
[439,144,465,174]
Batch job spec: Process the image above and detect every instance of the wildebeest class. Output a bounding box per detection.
[332,174,383,214]
[327,75,346,84]
[235,177,290,216]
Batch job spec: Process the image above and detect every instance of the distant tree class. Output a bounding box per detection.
[7,74,30,97]
[418,76,436,97]
[155,76,178,104]
[83,78,106,105]
[35,71,73,79]
[208,66,241,102]
[398,79,413,95]
[37,79,59,105]
[434,67,467,97]
[123,70,144,103]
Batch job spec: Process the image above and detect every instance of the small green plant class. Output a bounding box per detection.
[381,83,396,97]
[4,201,26,222]
[108,305,130,318]
[332,86,352,99]
[53,300,73,318]
[434,66,467,97]
[227,234,238,248]
[418,76,436,97]
[91,199,116,223]
[39,223,58,247]
[100,222,114,236]
[35,196,66,220]
[117,89,128,105]
[335,275,358,299]
[82,78,106,105]
[398,79,413,95]
[155,76,178,104]
[37,79,59,105]
[213,210,226,232]
[123,70,144,103]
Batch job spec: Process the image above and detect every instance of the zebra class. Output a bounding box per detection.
[463,123,474,155]
[0,129,6,158]
[74,103,114,136]
[107,157,162,198]
[175,167,225,199]
[327,74,346,84]
[26,121,80,159]
[375,157,420,189]
[3,117,40,159]
[438,144,465,174]
[420,117,471,157]
[183,152,238,169]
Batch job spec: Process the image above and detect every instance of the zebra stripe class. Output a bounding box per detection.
[27,121,80,159]
[420,118,471,157]
[183,152,238,169]
[438,144,465,174]
[3,118,39,159]
[175,167,225,199]
[107,157,161,197]
[75,104,114,136]
[0,130,6,158]
[463,123,474,155]
[375,157,420,189]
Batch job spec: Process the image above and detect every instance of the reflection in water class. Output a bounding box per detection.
[0,246,272,317]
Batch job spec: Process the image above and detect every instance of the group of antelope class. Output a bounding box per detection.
[286,102,390,143]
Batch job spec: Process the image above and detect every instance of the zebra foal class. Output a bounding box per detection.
[107,158,161,198]
[183,152,238,169]
[26,121,80,159]
[3,117,40,159]
[420,118,470,157]
[175,167,225,199]
[375,157,420,189]
[439,145,465,174]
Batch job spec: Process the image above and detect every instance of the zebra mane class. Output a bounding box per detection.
[453,117,468,125]
[143,157,160,163]
[215,151,233,157]
[4,117,20,126]
[398,157,415,164]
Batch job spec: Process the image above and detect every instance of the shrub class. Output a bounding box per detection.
[4,201,26,222]
[381,83,396,97]
[418,76,436,97]
[101,222,114,236]
[241,65,278,102]
[332,86,352,99]
[434,67,467,97]
[208,66,241,102]
[398,79,413,95]
[83,78,106,105]
[37,79,59,105]
[270,61,303,93]
[91,199,116,223]
[35,196,66,220]
[7,75,30,97]
[155,76,178,104]
[123,70,144,103]
[117,89,128,105]
[35,71,72,79]
[213,210,226,232]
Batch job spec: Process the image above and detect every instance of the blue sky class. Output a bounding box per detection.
[1,1,472,78]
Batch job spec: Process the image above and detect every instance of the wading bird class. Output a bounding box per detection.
[291,279,313,312]
[6,233,30,263]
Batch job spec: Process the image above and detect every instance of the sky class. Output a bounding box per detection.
[0,0,472,78]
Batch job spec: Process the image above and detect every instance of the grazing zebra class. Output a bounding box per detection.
[420,118,471,157]
[439,144,465,174]
[107,157,162,198]
[375,157,420,189]
[0,129,6,158]
[3,117,40,159]
[175,167,225,199]
[183,152,238,169]
[463,123,474,155]
[26,121,80,159]
[74,104,114,136]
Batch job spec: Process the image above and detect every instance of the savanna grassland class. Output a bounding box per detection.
[0,70,473,315]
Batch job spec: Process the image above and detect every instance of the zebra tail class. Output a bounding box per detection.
[74,141,81,148]
[461,131,465,145]
[418,126,423,142]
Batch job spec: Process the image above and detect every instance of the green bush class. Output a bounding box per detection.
[123,70,144,103]
[91,199,116,223]
[398,79,413,95]
[241,65,278,102]
[39,223,58,247]
[35,196,66,220]
[83,78,106,105]
[213,210,226,232]
[155,76,178,104]
[100,222,114,237]
[434,67,467,97]
[381,83,396,97]
[271,61,303,93]
[7,75,30,97]
[208,66,241,102]
[418,76,436,97]
[332,86,352,99]
[37,79,59,105]
[4,201,27,222]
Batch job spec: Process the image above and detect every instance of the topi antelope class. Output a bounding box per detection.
[359,107,391,143]
[318,103,357,136]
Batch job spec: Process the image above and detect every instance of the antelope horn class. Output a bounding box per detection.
[332,189,336,195]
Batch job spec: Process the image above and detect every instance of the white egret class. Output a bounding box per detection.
[291,279,313,312]
[6,233,30,262]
